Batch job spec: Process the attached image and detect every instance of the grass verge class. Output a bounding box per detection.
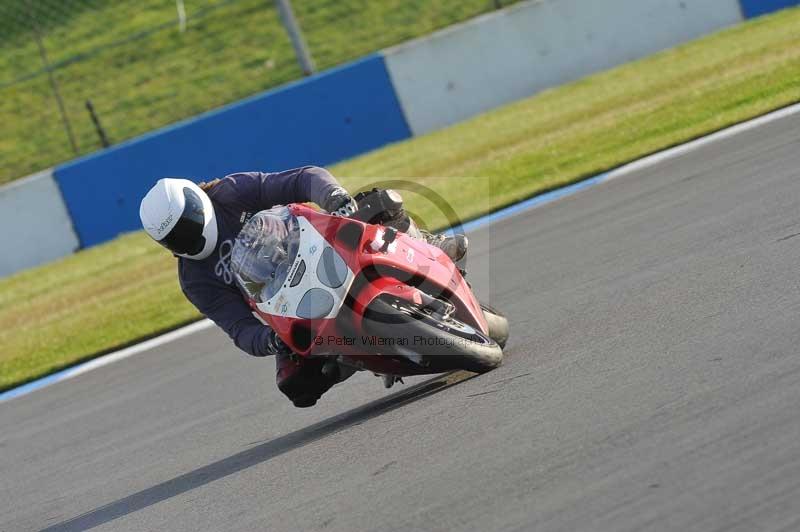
[0,0,518,185]
[1,7,799,392]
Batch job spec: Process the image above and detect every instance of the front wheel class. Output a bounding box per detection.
[480,302,509,349]
[363,297,503,373]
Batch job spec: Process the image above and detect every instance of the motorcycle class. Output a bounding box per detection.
[230,190,509,386]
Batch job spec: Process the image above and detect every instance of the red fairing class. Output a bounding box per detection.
[295,204,486,330]
[250,203,488,369]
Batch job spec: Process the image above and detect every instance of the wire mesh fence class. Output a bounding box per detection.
[0,0,519,185]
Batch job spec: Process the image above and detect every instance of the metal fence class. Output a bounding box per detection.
[0,0,517,184]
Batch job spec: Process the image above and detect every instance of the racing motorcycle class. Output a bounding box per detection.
[230,189,509,386]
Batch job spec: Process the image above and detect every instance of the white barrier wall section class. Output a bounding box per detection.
[0,170,80,277]
[384,0,744,136]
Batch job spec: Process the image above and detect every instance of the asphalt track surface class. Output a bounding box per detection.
[4,112,800,532]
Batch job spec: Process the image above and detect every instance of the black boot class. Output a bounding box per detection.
[420,231,469,262]
[275,354,352,408]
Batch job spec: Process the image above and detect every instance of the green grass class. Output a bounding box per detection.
[1,7,800,392]
[0,0,518,185]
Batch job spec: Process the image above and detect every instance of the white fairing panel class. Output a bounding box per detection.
[255,216,355,319]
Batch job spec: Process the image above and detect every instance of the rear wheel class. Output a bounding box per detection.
[363,297,503,373]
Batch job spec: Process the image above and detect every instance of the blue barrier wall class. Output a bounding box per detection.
[739,0,800,17]
[54,54,411,248]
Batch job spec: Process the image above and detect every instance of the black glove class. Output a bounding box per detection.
[323,187,358,217]
[266,329,293,357]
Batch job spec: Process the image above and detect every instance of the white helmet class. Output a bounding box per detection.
[140,178,218,260]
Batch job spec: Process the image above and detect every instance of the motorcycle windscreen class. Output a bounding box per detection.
[231,207,300,303]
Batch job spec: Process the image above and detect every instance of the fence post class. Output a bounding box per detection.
[175,0,187,32]
[85,100,111,148]
[273,0,316,76]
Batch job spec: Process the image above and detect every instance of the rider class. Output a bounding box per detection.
[139,167,467,408]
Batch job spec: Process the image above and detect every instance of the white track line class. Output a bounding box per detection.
[602,102,800,182]
[2,101,799,403]
[0,320,213,403]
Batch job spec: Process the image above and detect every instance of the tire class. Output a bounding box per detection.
[363,297,503,374]
[480,303,509,349]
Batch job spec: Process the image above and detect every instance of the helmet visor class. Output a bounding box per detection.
[159,187,207,256]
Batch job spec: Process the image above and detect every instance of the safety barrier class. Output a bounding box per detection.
[53,54,410,248]
[383,0,744,136]
[0,169,80,276]
[739,0,799,18]
[2,0,796,276]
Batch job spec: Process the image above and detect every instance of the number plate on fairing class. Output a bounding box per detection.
[256,216,355,320]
